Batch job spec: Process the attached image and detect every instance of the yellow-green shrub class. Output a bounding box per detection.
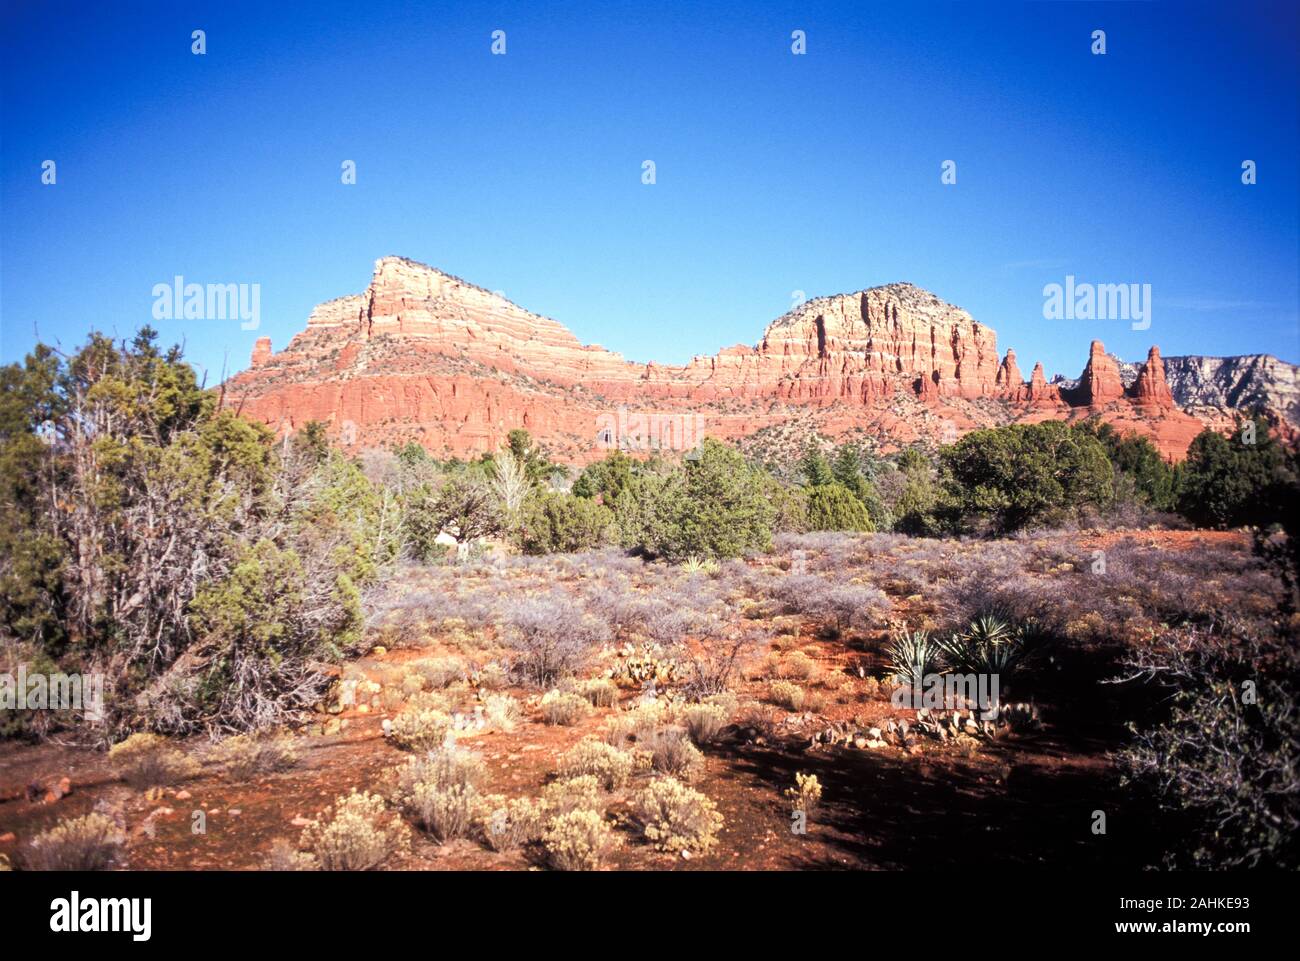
[389,705,452,751]
[558,737,634,790]
[25,813,125,871]
[301,790,410,871]
[778,650,816,680]
[540,690,591,726]
[479,796,546,852]
[541,775,604,815]
[542,809,621,870]
[482,693,522,732]
[576,678,619,708]
[633,776,724,854]
[394,744,486,843]
[768,679,804,711]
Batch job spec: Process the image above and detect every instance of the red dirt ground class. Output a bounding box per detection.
[1,529,1229,871]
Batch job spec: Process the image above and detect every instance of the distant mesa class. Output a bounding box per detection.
[222,256,1295,462]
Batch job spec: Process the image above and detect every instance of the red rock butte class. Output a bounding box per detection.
[222,255,1207,462]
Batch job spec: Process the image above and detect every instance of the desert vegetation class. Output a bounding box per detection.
[1,330,1297,871]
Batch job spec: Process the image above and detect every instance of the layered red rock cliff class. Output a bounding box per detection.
[221,256,1211,461]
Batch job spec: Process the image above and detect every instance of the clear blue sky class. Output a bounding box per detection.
[3,0,1297,386]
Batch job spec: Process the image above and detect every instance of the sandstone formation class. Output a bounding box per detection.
[754,284,1003,402]
[1061,351,1297,426]
[1073,340,1127,407]
[996,350,1022,393]
[1130,346,1174,407]
[250,337,272,368]
[221,256,1281,463]
[1024,362,1062,406]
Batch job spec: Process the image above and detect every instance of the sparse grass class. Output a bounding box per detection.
[213,732,298,780]
[602,713,637,748]
[108,733,200,789]
[802,689,827,713]
[262,838,319,871]
[648,726,705,781]
[575,677,619,708]
[681,703,728,745]
[409,655,469,688]
[777,650,816,680]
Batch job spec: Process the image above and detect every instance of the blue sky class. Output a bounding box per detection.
[2,0,1297,386]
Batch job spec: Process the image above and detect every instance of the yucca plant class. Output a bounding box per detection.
[884,627,942,686]
[936,615,1041,687]
[681,556,720,575]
